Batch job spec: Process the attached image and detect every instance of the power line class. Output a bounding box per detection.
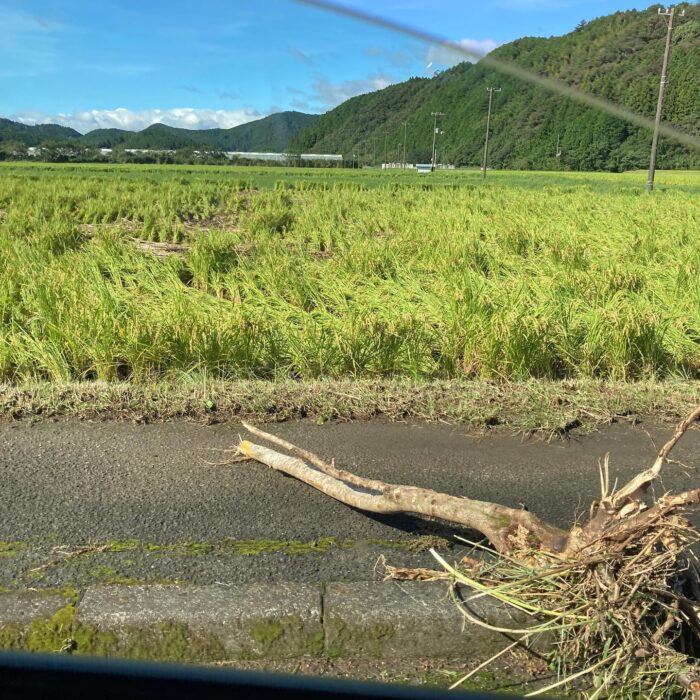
[647,6,686,192]
[482,87,501,180]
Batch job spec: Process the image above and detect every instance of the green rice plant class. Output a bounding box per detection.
[0,163,699,383]
[187,229,245,293]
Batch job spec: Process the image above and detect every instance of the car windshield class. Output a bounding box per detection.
[0,2,699,698]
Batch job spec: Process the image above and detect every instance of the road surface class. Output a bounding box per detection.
[1,417,697,588]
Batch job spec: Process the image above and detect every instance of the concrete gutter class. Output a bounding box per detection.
[0,582,530,662]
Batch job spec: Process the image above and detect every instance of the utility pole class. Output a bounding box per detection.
[430,112,444,171]
[647,6,685,192]
[397,142,401,164]
[402,121,408,168]
[482,87,501,179]
[384,131,388,169]
[556,133,562,159]
[435,129,444,168]
[371,137,377,167]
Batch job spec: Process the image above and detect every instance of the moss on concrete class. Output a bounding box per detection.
[103,539,140,552]
[35,586,80,603]
[88,565,143,585]
[109,621,227,662]
[0,603,76,653]
[26,604,76,652]
[0,623,23,648]
[243,615,324,659]
[325,616,401,658]
[325,617,347,658]
[5,536,439,575]
[251,621,284,647]
[0,596,226,661]
[0,541,27,559]
[306,628,325,656]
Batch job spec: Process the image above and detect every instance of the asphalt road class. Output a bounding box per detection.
[1,418,698,585]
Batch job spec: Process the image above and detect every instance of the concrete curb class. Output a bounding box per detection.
[0,583,530,662]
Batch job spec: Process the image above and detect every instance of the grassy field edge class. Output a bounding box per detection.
[2,378,698,433]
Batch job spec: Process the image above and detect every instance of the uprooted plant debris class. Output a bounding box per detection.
[236,408,700,698]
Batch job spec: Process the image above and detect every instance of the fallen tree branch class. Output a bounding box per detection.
[239,407,699,557]
[610,404,700,506]
[238,437,567,553]
[233,408,700,698]
[678,671,700,699]
[241,421,390,492]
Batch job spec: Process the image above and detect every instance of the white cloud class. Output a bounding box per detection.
[310,73,396,109]
[426,37,501,67]
[10,107,264,134]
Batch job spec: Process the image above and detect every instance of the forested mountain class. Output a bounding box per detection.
[113,112,320,151]
[291,4,700,171]
[78,128,131,148]
[198,111,321,151]
[0,111,319,152]
[0,118,81,145]
[115,123,208,150]
[3,5,697,170]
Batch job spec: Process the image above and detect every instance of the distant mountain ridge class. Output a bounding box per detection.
[3,4,699,170]
[290,3,699,171]
[0,118,81,145]
[0,111,320,152]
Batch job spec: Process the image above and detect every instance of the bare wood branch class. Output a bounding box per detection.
[235,411,700,696]
[238,406,700,563]
[567,489,700,555]
[238,438,567,553]
[612,406,700,506]
[678,671,700,700]
[651,601,679,644]
[241,422,389,493]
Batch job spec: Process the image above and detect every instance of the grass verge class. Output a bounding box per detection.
[1,378,698,433]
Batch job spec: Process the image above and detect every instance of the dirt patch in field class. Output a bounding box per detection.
[79,220,143,235]
[181,211,240,231]
[130,239,191,258]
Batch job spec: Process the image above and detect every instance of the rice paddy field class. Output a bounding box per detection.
[1,163,699,406]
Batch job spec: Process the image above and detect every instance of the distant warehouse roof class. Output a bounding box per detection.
[299,153,343,161]
[34,147,344,162]
[225,152,342,162]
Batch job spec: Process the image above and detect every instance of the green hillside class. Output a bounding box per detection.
[0,111,319,152]
[291,4,700,171]
[0,118,81,146]
[113,123,208,150]
[194,111,321,151]
[114,111,320,151]
[78,128,131,148]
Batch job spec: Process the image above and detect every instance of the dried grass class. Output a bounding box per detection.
[380,413,700,697]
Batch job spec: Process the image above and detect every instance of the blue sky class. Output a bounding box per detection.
[2,0,660,133]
